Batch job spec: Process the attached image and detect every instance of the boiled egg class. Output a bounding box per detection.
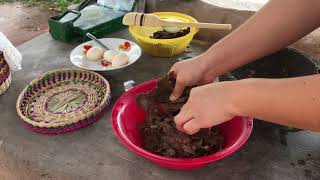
[103,50,118,63]
[112,53,129,67]
[86,47,104,61]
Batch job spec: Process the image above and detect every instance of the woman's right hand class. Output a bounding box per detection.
[169,54,215,101]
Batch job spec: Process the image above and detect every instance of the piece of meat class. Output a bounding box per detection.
[137,74,224,158]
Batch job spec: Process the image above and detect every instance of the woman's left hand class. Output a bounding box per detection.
[174,81,241,135]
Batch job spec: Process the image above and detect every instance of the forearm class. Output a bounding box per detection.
[199,0,320,77]
[235,75,320,131]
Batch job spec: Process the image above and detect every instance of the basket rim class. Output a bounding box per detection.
[0,73,11,95]
[0,63,9,76]
[16,68,111,128]
[129,12,199,44]
[0,54,9,76]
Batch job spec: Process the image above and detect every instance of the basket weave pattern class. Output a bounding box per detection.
[16,68,111,134]
[0,52,11,95]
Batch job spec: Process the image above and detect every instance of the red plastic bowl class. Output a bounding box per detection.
[111,79,253,170]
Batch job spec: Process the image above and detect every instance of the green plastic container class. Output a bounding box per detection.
[49,11,81,42]
[48,0,130,43]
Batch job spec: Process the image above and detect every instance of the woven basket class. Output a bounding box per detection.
[0,51,12,95]
[16,68,111,134]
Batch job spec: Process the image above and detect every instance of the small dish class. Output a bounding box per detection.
[70,38,141,71]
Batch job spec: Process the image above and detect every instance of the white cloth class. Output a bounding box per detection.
[97,0,135,12]
[0,32,22,71]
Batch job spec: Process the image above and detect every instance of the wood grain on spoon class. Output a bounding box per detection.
[123,12,232,30]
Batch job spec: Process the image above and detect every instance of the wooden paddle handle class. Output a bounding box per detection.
[163,21,232,30]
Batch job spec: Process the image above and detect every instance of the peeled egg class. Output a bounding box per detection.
[86,47,104,61]
[163,18,183,33]
[112,53,129,67]
[103,50,118,63]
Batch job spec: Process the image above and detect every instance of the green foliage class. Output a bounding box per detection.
[0,0,82,12]
[53,0,81,12]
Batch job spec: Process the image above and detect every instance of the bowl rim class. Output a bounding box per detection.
[111,79,253,165]
[129,12,199,44]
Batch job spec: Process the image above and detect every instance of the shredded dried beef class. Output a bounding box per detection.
[136,73,224,158]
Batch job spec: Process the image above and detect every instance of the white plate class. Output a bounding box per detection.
[70,38,142,71]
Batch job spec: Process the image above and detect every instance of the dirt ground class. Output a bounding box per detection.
[0,2,58,46]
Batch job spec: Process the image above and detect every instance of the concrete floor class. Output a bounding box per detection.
[0,1,320,179]
[292,29,320,60]
[0,29,318,180]
[0,3,59,178]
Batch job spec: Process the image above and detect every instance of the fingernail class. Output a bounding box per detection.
[169,94,176,101]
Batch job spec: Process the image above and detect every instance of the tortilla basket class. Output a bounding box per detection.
[0,52,11,96]
[16,68,111,134]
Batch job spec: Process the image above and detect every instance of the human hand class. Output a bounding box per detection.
[174,81,240,135]
[169,55,216,101]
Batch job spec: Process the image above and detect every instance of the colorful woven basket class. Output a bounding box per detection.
[0,51,12,95]
[16,68,111,134]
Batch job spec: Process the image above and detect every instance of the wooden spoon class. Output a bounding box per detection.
[122,12,232,30]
